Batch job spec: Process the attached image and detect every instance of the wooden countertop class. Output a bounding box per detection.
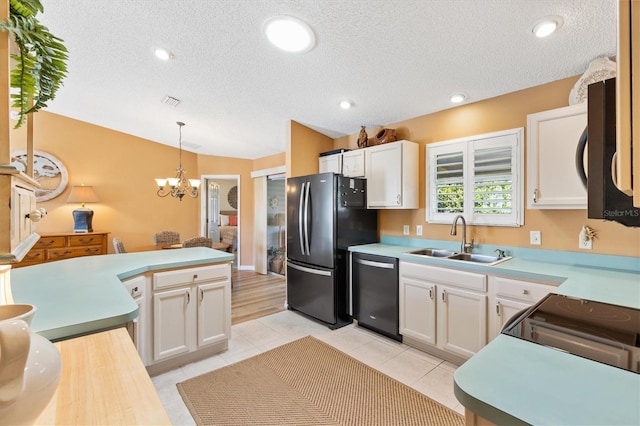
[36,328,172,425]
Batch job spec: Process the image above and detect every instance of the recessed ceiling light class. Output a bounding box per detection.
[154,47,174,61]
[339,100,353,109]
[532,16,563,38]
[450,93,467,104]
[263,15,316,53]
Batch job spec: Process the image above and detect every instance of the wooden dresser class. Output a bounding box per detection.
[14,231,109,268]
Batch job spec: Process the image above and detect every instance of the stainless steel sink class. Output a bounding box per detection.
[407,248,457,257]
[447,253,512,265]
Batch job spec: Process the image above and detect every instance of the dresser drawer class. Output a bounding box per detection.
[48,246,104,260]
[35,236,66,249]
[69,234,105,247]
[18,249,46,266]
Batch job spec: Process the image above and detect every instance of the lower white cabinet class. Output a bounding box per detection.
[487,275,556,340]
[151,263,231,364]
[399,261,487,360]
[122,275,148,364]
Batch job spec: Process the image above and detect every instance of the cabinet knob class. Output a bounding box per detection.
[522,289,529,295]
[533,188,538,203]
[496,302,501,316]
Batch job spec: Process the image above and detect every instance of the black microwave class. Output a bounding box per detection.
[576,78,640,227]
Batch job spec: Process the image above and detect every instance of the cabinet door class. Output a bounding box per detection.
[489,297,531,341]
[527,103,587,209]
[153,287,194,361]
[437,285,487,359]
[366,143,403,207]
[342,150,365,177]
[318,153,342,174]
[197,282,229,347]
[399,276,436,345]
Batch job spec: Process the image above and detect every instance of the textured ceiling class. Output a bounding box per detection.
[36,0,616,159]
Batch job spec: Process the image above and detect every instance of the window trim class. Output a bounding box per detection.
[426,127,524,227]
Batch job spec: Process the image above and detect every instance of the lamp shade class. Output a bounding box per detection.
[66,185,100,205]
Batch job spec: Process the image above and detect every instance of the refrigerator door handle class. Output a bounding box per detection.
[303,180,311,255]
[288,262,332,276]
[298,182,306,255]
[353,258,395,269]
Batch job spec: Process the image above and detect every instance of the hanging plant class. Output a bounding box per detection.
[0,0,68,128]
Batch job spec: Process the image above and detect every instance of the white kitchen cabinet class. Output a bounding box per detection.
[151,264,231,364]
[437,284,487,358]
[487,275,557,340]
[527,103,587,209]
[365,140,419,209]
[399,261,486,360]
[318,152,342,174]
[122,275,148,364]
[1,171,40,265]
[399,274,436,345]
[342,150,365,177]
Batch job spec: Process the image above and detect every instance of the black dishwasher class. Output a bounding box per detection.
[352,252,401,341]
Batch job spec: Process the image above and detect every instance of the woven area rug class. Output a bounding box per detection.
[177,336,465,426]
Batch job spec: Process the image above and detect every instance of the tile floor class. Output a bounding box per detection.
[152,310,464,425]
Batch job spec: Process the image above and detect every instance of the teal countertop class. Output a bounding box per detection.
[10,248,234,341]
[349,242,640,425]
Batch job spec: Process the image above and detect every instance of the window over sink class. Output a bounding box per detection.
[426,127,524,227]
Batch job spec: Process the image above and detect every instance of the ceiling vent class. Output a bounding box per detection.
[161,95,181,107]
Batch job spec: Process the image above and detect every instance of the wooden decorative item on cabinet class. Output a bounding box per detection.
[14,231,110,267]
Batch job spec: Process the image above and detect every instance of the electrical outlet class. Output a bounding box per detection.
[579,236,593,250]
[416,225,423,236]
[403,225,410,235]
[530,230,541,245]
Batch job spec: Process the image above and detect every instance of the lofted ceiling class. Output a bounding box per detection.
[35,0,616,159]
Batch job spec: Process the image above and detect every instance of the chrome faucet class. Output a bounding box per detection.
[450,215,474,253]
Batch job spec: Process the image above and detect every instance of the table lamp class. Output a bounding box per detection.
[66,185,99,233]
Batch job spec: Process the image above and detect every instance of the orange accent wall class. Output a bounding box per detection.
[288,120,333,177]
[333,76,640,257]
[253,152,285,171]
[8,111,284,267]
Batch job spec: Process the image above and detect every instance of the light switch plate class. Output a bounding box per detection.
[403,225,410,235]
[416,225,423,236]
[530,230,541,245]
[579,236,593,250]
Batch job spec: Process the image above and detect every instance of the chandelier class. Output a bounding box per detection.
[154,121,201,200]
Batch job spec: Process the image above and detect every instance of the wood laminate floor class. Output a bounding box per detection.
[231,270,286,325]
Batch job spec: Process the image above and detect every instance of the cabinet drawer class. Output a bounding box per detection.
[492,276,555,303]
[35,236,66,248]
[154,264,229,290]
[400,261,486,292]
[48,246,103,260]
[68,234,105,247]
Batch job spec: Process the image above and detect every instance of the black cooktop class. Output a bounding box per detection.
[502,293,640,373]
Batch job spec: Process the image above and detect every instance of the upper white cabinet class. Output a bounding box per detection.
[342,150,365,177]
[318,152,342,174]
[527,103,587,209]
[365,140,419,209]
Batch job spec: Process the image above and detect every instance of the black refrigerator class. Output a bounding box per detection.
[286,172,378,329]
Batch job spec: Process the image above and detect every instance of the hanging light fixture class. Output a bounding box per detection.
[155,121,201,200]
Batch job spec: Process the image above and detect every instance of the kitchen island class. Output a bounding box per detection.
[349,241,640,426]
[9,247,233,340]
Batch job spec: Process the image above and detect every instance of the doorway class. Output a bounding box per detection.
[201,175,240,267]
[266,174,285,275]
